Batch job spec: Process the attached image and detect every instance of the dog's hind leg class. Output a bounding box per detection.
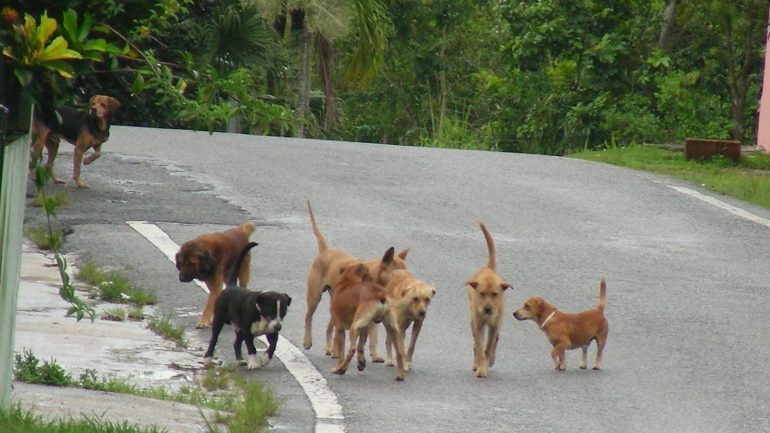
[203,317,227,368]
[233,330,245,362]
[43,137,65,184]
[368,325,384,363]
[237,252,251,287]
[593,334,607,370]
[303,274,323,351]
[356,328,368,371]
[325,318,336,357]
[332,327,357,375]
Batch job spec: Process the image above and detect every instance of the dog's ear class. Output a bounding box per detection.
[500,281,512,291]
[284,294,292,306]
[467,281,479,291]
[199,251,216,277]
[398,247,410,260]
[108,97,121,111]
[432,287,437,297]
[381,247,395,264]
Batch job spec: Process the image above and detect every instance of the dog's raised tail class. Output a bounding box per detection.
[479,222,496,271]
[597,279,607,313]
[226,242,259,287]
[307,201,328,253]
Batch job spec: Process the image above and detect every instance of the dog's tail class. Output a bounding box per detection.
[226,242,259,287]
[240,222,256,237]
[479,222,496,270]
[307,201,328,253]
[597,279,607,313]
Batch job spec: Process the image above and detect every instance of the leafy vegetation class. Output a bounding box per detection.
[571,145,770,210]
[0,405,165,433]
[147,316,187,347]
[4,1,764,154]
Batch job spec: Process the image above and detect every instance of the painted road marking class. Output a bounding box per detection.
[667,186,770,229]
[126,221,345,433]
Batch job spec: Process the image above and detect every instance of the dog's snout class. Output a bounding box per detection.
[273,322,282,332]
[418,310,426,318]
[483,306,493,315]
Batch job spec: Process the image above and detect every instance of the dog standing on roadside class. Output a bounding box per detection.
[175,222,256,328]
[513,279,608,370]
[465,222,512,378]
[383,269,436,371]
[330,263,406,381]
[203,242,292,369]
[304,201,409,360]
[31,95,121,189]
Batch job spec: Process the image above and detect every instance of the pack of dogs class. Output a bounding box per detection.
[176,202,609,382]
[32,98,609,381]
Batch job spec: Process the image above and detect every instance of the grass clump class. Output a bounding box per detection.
[32,191,70,208]
[147,316,187,347]
[77,263,157,307]
[571,145,770,210]
[127,307,145,321]
[0,405,165,433]
[24,226,64,250]
[14,350,73,386]
[101,307,127,321]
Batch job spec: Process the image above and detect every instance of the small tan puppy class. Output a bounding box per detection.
[330,263,406,381]
[304,201,409,360]
[465,222,511,378]
[383,269,436,370]
[513,279,608,370]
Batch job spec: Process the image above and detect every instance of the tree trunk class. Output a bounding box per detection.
[297,26,312,138]
[657,0,677,51]
[316,33,338,131]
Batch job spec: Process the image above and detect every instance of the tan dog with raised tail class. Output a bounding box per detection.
[383,269,436,370]
[465,222,511,378]
[304,201,409,360]
[513,279,608,370]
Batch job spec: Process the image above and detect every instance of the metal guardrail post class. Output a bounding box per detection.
[0,102,31,410]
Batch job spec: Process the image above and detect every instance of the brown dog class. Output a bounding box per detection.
[383,269,436,370]
[304,201,409,360]
[31,95,121,189]
[175,222,256,328]
[513,279,608,370]
[329,263,406,381]
[466,222,511,378]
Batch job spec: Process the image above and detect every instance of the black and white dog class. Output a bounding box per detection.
[203,242,292,369]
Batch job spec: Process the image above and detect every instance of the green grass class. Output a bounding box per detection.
[571,145,770,210]
[24,226,64,250]
[147,316,187,347]
[32,191,70,208]
[0,405,165,433]
[13,350,277,433]
[127,307,146,321]
[77,263,158,307]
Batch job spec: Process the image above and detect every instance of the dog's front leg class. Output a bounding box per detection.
[198,277,223,328]
[330,326,347,374]
[471,320,488,378]
[261,332,279,367]
[407,319,423,370]
[203,319,226,368]
[383,315,406,381]
[384,324,395,367]
[325,318,337,357]
[367,325,384,363]
[551,340,569,370]
[72,146,89,189]
[485,325,500,369]
[83,144,101,165]
[244,333,260,370]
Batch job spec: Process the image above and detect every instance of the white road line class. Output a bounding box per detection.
[667,186,770,229]
[126,221,345,433]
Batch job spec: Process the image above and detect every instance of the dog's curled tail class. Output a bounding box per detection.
[240,222,256,237]
[479,222,496,271]
[597,279,607,313]
[226,242,259,287]
[307,201,328,253]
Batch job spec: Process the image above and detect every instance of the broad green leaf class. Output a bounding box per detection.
[40,36,82,61]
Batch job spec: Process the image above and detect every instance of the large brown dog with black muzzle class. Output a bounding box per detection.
[31,95,121,189]
[175,222,256,328]
[382,269,436,371]
[304,201,409,361]
[465,222,512,378]
[513,279,608,370]
[330,263,406,381]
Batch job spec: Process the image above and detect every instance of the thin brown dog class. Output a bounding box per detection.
[175,222,256,328]
[304,201,409,360]
[466,222,511,378]
[513,279,608,370]
[31,95,121,189]
[329,263,406,381]
[383,269,436,371]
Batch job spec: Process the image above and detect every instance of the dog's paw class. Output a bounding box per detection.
[357,360,366,372]
[370,355,385,363]
[259,354,271,367]
[203,357,214,368]
[247,354,260,370]
[331,366,347,375]
[475,365,488,378]
[394,373,405,382]
[385,358,394,367]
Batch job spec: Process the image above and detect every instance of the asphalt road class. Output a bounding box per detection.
[23,126,770,433]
